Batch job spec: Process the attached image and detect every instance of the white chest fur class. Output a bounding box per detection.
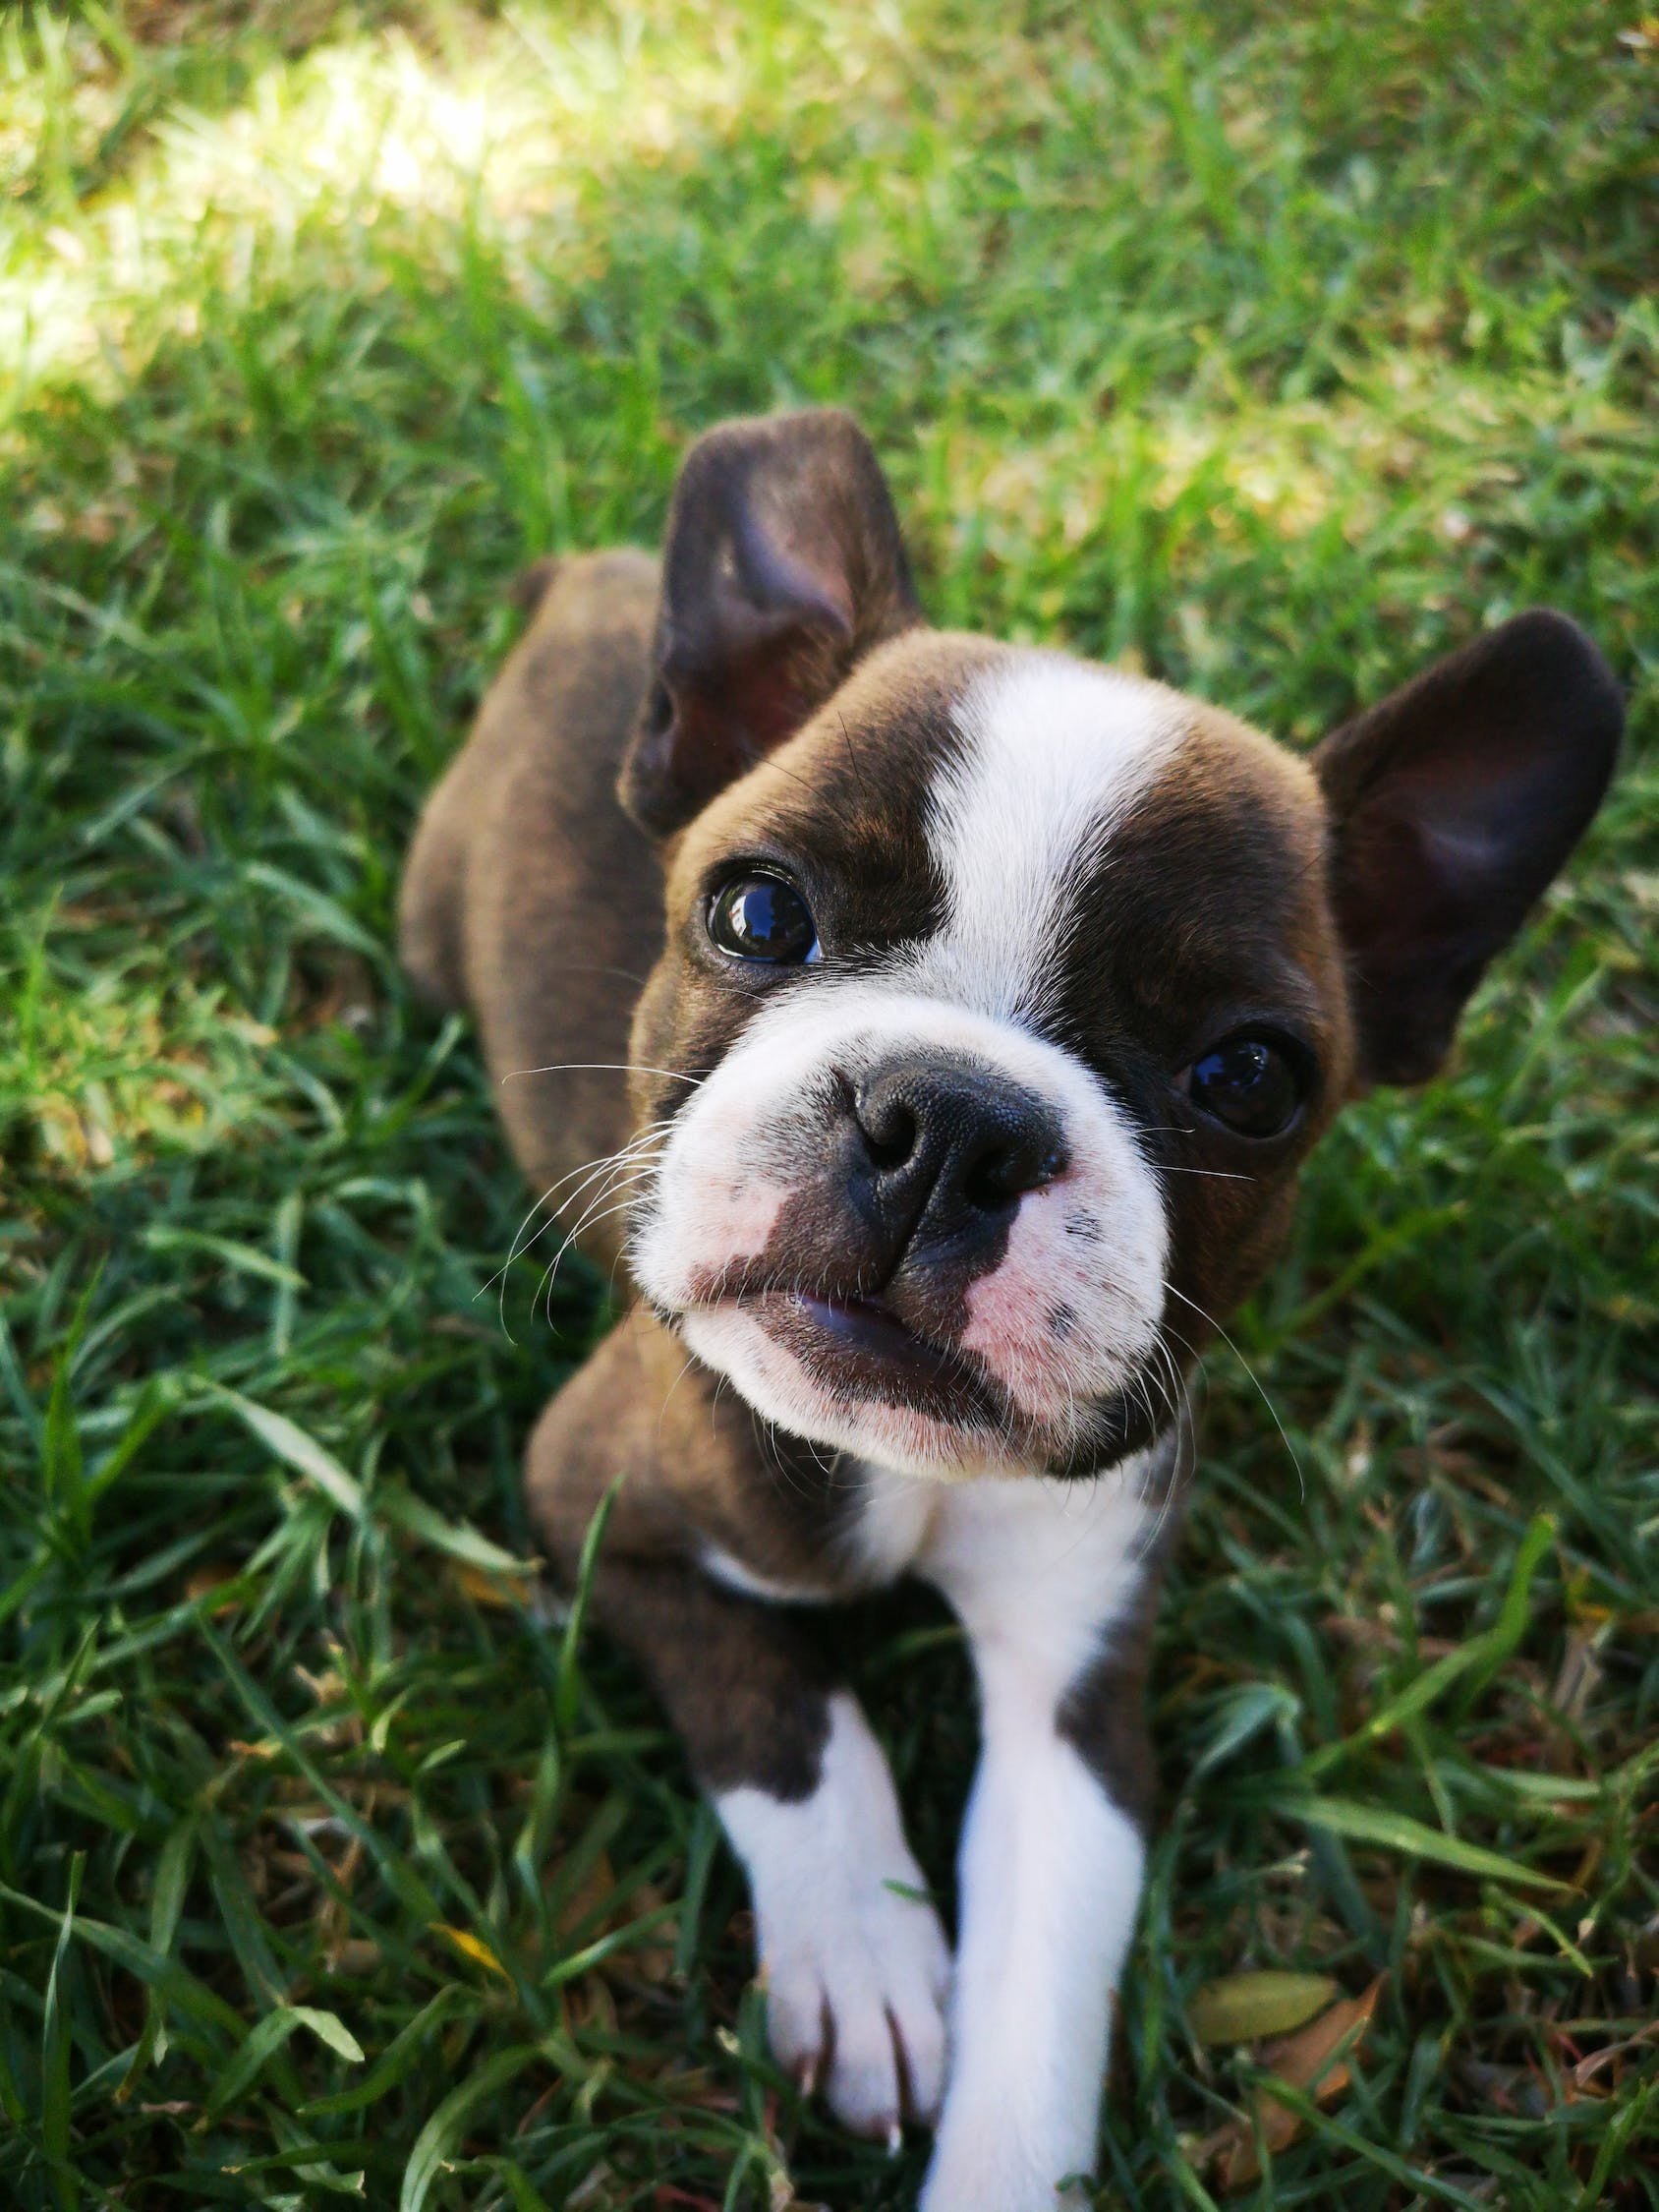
[847,1443,1163,1629]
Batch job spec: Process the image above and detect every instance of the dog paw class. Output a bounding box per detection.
[762,1864,950,2139]
[715,1692,951,2141]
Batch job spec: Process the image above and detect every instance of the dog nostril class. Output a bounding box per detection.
[961,1151,1010,1211]
[962,1135,1063,1211]
[861,1100,918,1171]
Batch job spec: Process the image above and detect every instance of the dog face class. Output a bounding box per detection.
[620,413,1620,1481]
[631,638,1349,1477]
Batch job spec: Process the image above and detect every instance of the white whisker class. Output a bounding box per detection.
[500,1061,704,1088]
[1162,1285,1303,1498]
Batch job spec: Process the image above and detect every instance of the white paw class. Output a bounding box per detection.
[763,1863,949,2137]
[913,1715,1145,2211]
[715,1693,951,2139]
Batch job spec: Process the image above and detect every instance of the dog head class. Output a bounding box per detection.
[620,411,1621,1480]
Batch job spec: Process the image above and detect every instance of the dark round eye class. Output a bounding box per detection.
[707,874,819,963]
[1186,1033,1306,1139]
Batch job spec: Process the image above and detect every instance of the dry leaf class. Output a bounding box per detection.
[630,1898,680,1985]
[1550,1625,1606,1722]
[568,1975,619,2035]
[1573,2021,1659,2090]
[430,1920,512,1980]
[1189,1971,1340,2046]
[185,1564,242,1614]
[328,1940,382,1976]
[557,1852,618,1941]
[451,1557,539,1608]
[567,2162,616,2211]
[539,1854,678,1994]
[1200,1974,1385,2189]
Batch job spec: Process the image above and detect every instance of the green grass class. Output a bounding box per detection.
[2,1,1656,2204]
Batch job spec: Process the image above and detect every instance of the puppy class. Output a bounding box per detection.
[399,410,1620,2210]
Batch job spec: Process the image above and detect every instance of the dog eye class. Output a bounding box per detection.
[1185,1033,1305,1139]
[707,874,820,964]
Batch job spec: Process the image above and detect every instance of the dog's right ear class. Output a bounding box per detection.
[618,410,923,837]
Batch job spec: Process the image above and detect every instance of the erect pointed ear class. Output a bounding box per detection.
[617,409,923,837]
[1313,611,1623,1088]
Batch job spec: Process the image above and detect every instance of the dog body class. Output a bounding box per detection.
[401,412,1619,2209]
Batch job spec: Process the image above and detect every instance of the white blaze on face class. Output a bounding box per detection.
[630,652,1189,1477]
[907,653,1187,1021]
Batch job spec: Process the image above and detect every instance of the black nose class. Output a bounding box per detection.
[848,1056,1068,1268]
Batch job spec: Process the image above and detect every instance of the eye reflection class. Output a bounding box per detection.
[1185,1033,1305,1138]
[707,874,820,964]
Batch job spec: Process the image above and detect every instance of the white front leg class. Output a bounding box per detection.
[918,1463,1162,2212]
[716,1691,951,2144]
[922,1668,1145,2208]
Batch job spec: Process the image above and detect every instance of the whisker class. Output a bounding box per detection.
[1162,1284,1303,1498]
[500,1061,704,1088]
[1137,1340,1194,1555]
[657,1351,703,1441]
[542,961,653,988]
[480,1122,673,1309]
[536,1178,660,1321]
[501,1126,668,1260]
[515,1135,671,1322]
[837,709,873,811]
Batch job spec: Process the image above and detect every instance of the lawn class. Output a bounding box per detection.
[2,1,1655,2205]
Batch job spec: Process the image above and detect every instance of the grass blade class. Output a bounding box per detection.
[1278,1794,1570,1891]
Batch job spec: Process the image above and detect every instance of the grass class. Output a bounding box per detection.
[1,0,1655,2204]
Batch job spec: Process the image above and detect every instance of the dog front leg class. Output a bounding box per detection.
[595,1554,951,2141]
[920,1480,1159,2212]
[525,1340,948,2144]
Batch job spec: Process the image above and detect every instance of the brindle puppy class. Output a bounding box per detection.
[400,410,1620,2212]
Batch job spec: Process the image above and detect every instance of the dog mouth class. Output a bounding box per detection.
[786,1289,956,1376]
[680,1283,1168,1476]
[732,1287,1007,1426]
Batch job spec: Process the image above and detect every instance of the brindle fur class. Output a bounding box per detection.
[400,548,661,1268]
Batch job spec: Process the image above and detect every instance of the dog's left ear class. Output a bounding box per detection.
[1313,611,1623,1087]
[618,409,922,837]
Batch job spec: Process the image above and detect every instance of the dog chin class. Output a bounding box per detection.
[673,1298,1138,1482]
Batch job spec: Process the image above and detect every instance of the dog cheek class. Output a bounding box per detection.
[959,1178,1165,1416]
[642,1168,792,1302]
[958,1190,1083,1409]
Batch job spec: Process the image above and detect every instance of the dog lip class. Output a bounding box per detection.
[789,1289,953,1372]
[731,1285,972,1396]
